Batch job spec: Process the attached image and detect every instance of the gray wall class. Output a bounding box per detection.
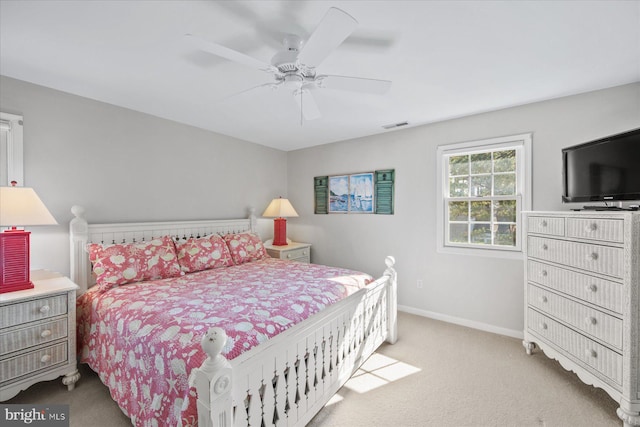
[0,76,288,276]
[286,82,640,336]
[3,75,638,337]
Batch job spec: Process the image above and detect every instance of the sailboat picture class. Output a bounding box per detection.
[349,173,374,213]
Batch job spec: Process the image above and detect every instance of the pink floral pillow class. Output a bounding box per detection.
[174,234,234,273]
[223,232,269,265]
[87,235,182,292]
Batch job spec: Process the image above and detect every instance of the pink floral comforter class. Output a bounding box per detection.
[76,258,372,427]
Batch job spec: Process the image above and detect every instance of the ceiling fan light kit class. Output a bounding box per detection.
[187,7,391,121]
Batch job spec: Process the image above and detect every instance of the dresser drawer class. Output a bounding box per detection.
[528,284,622,350]
[527,236,623,278]
[0,342,68,384]
[1,294,68,329]
[527,216,565,236]
[0,318,68,356]
[567,218,624,243]
[527,260,623,313]
[527,308,622,387]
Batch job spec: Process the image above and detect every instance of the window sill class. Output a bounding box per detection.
[437,245,524,260]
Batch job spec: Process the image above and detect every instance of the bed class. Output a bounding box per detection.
[69,206,398,427]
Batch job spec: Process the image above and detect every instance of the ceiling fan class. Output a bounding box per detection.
[185,7,392,121]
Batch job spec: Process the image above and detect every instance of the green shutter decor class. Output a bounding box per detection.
[314,176,328,214]
[375,169,395,214]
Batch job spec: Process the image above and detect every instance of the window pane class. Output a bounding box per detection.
[494,224,517,246]
[470,152,491,174]
[470,201,491,221]
[470,223,491,244]
[449,176,468,197]
[493,150,516,173]
[494,173,516,195]
[449,155,468,176]
[449,201,468,221]
[493,200,516,222]
[449,223,468,243]
[470,175,491,197]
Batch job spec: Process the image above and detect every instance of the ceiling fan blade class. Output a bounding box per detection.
[293,89,321,121]
[318,75,392,94]
[297,7,358,68]
[185,33,276,73]
[219,81,281,102]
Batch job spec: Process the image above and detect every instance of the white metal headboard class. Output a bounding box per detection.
[69,205,256,295]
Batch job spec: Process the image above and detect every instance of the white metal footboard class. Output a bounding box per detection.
[192,257,398,427]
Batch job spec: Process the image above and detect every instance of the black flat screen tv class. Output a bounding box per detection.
[562,128,640,203]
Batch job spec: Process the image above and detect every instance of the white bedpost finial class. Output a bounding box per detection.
[70,205,90,295]
[190,327,233,427]
[248,206,257,232]
[384,255,398,344]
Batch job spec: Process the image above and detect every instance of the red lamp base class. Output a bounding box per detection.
[0,229,34,293]
[272,218,288,246]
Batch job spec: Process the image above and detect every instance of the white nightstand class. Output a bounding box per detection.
[264,240,312,263]
[0,271,80,401]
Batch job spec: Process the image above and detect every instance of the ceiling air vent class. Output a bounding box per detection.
[382,121,409,130]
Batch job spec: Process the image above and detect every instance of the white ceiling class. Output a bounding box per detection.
[1,1,639,151]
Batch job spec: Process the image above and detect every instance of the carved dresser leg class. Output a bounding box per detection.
[62,370,81,391]
[522,340,535,355]
[617,408,640,427]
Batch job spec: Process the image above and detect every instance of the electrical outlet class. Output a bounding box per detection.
[417,280,423,289]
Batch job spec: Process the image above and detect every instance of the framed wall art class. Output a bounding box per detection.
[315,169,394,215]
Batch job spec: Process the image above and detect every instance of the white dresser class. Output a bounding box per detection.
[0,271,80,401]
[523,211,640,426]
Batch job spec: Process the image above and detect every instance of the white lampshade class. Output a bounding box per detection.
[0,186,57,226]
[262,197,299,218]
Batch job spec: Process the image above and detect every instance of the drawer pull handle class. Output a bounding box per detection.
[542,244,548,251]
[539,322,548,330]
[541,220,548,227]
[587,223,598,232]
[588,252,599,261]
[586,284,598,293]
[541,270,548,277]
[41,354,52,364]
[585,349,597,358]
[39,305,50,314]
[538,296,548,303]
[585,317,597,326]
[303,250,308,255]
[40,329,52,338]
[287,254,292,258]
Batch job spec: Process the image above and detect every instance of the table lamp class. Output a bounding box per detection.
[262,197,298,246]
[0,181,57,293]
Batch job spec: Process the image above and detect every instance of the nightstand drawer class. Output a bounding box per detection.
[0,342,68,384]
[1,294,68,328]
[282,247,310,261]
[566,218,624,243]
[0,318,68,356]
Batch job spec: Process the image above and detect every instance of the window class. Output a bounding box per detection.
[436,133,532,258]
[0,112,24,187]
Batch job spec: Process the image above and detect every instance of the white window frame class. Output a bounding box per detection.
[0,112,24,187]
[436,133,532,259]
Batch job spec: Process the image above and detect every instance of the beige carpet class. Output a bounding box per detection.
[6,312,620,426]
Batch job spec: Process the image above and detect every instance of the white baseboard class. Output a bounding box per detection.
[398,305,524,340]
